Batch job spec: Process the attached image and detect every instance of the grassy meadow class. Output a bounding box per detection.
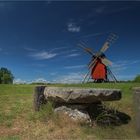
[0,83,140,140]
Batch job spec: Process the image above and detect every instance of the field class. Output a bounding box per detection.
[0,83,140,140]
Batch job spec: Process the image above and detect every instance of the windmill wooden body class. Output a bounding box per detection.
[91,58,107,82]
[78,33,118,83]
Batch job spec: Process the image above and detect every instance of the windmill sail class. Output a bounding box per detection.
[101,58,112,66]
[100,42,110,53]
[78,32,118,83]
[78,43,94,56]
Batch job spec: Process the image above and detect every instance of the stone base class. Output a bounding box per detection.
[54,106,91,123]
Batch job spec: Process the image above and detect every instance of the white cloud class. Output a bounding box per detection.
[67,53,80,57]
[52,72,84,84]
[110,60,140,80]
[111,62,127,73]
[30,51,57,60]
[64,65,85,69]
[32,78,48,83]
[13,79,27,84]
[71,49,78,52]
[50,72,57,76]
[67,22,80,33]
[28,47,80,60]
[111,59,140,73]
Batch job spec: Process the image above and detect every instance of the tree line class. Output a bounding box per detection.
[0,67,14,84]
[134,75,140,83]
[0,67,140,84]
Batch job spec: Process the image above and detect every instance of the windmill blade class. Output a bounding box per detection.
[107,33,119,45]
[78,41,96,56]
[88,57,98,70]
[83,57,98,83]
[80,41,93,50]
[87,57,95,67]
[101,58,112,66]
[100,42,110,53]
[88,58,97,69]
[82,70,91,83]
[77,43,94,56]
[88,48,103,69]
[107,67,117,82]
[88,51,101,68]
[99,33,119,53]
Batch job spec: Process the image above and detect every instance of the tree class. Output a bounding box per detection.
[0,67,14,84]
[134,75,140,83]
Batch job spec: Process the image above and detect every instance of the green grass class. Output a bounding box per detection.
[0,83,140,139]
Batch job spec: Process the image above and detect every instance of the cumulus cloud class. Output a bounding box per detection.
[30,51,57,60]
[52,72,84,84]
[13,78,27,84]
[32,78,48,83]
[67,22,80,33]
[14,77,48,84]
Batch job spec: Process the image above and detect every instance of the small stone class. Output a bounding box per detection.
[54,106,91,123]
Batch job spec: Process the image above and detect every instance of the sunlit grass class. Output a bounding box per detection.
[0,83,140,139]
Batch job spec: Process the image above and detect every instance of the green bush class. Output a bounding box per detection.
[0,67,14,84]
[134,75,140,83]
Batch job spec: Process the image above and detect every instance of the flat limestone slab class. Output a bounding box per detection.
[44,87,121,103]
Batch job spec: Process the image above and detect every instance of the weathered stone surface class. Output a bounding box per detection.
[44,87,121,103]
[54,106,91,123]
[133,87,140,136]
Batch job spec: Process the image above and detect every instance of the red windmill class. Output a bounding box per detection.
[78,33,118,83]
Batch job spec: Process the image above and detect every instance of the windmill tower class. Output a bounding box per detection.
[78,33,118,83]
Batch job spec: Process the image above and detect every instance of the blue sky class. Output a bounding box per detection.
[0,1,140,83]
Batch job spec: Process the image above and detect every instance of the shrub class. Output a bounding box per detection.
[0,67,14,84]
[134,75,140,83]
